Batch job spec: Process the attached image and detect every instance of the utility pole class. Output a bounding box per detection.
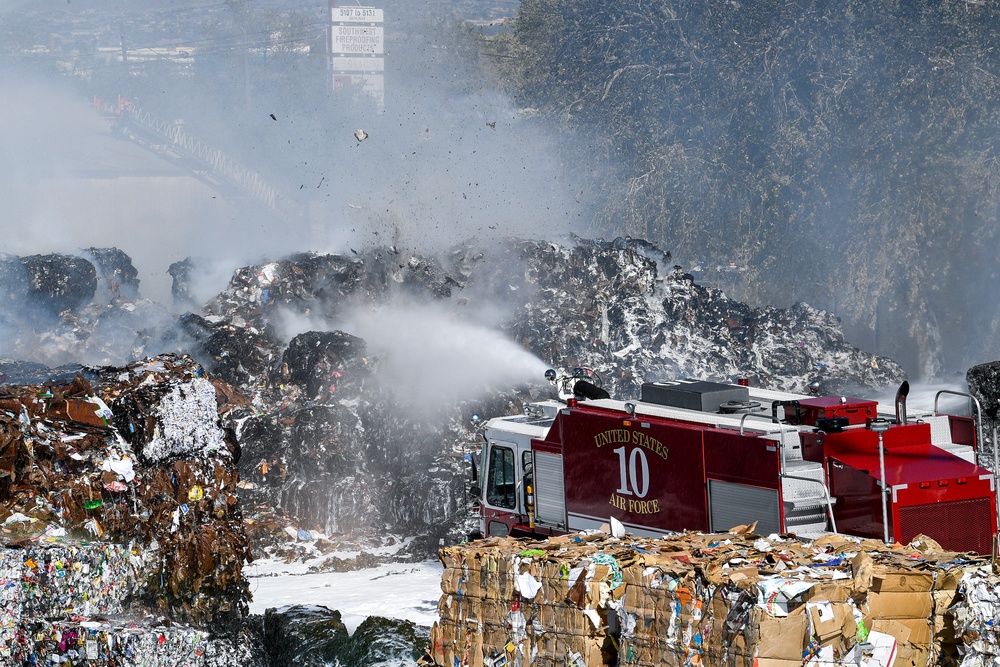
[120,23,127,70]
[120,22,131,96]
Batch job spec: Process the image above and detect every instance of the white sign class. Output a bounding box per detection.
[332,6,384,23]
[332,56,385,72]
[331,25,384,54]
[333,72,384,94]
[333,72,385,107]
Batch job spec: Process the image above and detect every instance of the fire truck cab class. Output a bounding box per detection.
[473,375,998,554]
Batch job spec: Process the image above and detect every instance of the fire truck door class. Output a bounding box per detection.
[484,442,519,512]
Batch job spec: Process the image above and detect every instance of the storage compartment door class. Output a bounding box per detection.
[708,479,780,535]
[534,451,566,528]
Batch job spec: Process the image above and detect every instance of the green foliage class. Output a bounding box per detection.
[486,0,1000,374]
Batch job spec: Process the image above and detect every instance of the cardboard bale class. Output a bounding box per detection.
[623,582,653,612]
[895,643,932,667]
[431,531,1000,667]
[430,622,446,665]
[539,603,591,636]
[439,547,464,571]
[622,564,645,588]
[871,568,936,593]
[536,631,602,665]
[469,629,485,667]
[584,580,606,608]
[441,566,462,596]
[933,569,963,593]
[541,576,569,602]
[884,618,932,647]
[932,608,956,644]
[438,595,457,623]
[647,632,735,667]
[619,637,665,667]
[806,600,857,645]
[866,591,935,620]
[466,565,484,599]
[653,597,709,643]
[481,621,509,653]
[629,605,657,640]
[932,586,958,613]
[802,579,853,604]
[757,609,808,660]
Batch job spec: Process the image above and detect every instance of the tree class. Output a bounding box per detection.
[484,0,1000,376]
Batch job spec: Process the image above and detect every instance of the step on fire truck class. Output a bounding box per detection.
[469,371,998,554]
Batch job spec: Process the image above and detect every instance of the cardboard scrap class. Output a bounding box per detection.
[433,530,999,667]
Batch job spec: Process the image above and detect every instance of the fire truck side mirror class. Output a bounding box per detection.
[469,485,482,499]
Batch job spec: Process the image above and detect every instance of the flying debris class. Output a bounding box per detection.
[270,113,277,121]
[486,122,496,130]
[354,128,369,142]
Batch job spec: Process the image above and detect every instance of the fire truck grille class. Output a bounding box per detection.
[898,497,993,555]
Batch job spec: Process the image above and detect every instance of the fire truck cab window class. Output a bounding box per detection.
[486,445,516,509]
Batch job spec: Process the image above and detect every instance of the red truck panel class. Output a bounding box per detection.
[545,406,710,533]
[828,445,997,554]
[821,422,932,457]
[826,457,884,540]
[703,429,781,489]
[949,415,978,449]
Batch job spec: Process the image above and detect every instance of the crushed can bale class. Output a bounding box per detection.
[0,616,212,665]
[429,530,1000,667]
[0,540,260,665]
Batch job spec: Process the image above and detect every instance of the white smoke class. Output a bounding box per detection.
[277,300,548,412]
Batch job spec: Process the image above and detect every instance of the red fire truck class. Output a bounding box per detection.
[470,372,998,554]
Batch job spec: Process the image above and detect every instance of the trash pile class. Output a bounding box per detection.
[2,239,911,563]
[951,567,1000,665]
[177,237,909,547]
[0,353,250,629]
[431,529,998,667]
[469,238,905,397]
[0,250,175,368]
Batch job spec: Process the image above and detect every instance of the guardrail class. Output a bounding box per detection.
[123,105,294,216]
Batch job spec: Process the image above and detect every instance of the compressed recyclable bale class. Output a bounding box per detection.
[431,530,994,667]
[3,618,212,665]
[0,354,251,629]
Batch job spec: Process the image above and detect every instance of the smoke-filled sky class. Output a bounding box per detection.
[0,0,596,305]
[7,0,994,384]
